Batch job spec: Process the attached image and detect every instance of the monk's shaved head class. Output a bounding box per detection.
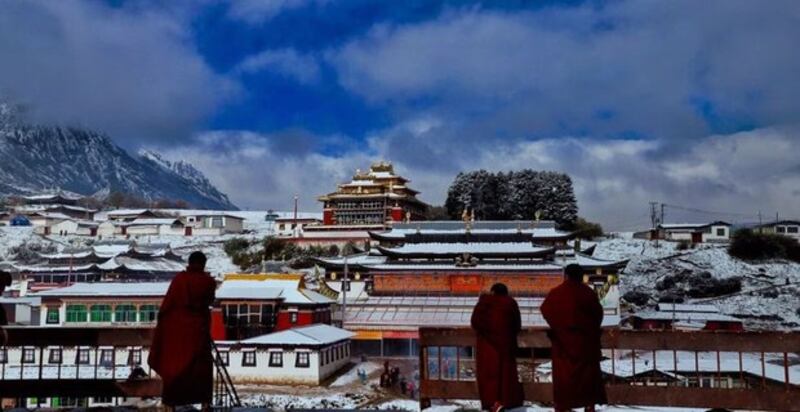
[564,264,583,281]
[188,251,207,269]
[490,283,509,296]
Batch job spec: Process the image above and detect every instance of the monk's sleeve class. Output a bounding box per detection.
[158,276,182,318]
[589,290,604,328]
[512,300,522,334]
[470,296,489,335]
[541,292,556,328]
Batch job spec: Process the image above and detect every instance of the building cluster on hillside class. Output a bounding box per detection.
[0,192,246,238]
[633,219,800,244]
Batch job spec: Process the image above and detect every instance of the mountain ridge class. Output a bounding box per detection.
[0,103,237,210]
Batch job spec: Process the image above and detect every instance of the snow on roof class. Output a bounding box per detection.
[217,275,334,304]
[156,209,245,220]
[216,281,284,300]
[379,242,553,255]
[121,218,183,226]
[316,253,388,266]
[106,209,152,216]
[568,253,627,268]
[23,192,84,201]
[656,303,719,313]
[30,212,72,220]
[600,350,800,384]
[14,263,100,273]
[39,250,95,260]
[377,221,570,238]
[628,310,741,323]
[241,324,354,346]
[362,262,564,271]
[110,256,185,272]
[32,282,170,297]
[659,221,730,230]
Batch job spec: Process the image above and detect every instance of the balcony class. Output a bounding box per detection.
[419,327,800,411]
[0,326,238,407]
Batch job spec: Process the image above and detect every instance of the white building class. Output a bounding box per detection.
[97,218,186,238]
[31,282,169,327]
[658,221,731,243]
[217,324,354,385]
[173,211,245,236]
[274,216,323,238]
[50,219,99,236]
[756,219,800,241]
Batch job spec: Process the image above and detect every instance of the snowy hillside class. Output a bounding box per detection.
[0,103,236,209]
[596,238,800,330]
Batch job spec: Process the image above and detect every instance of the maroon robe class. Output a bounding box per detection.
[470,294,525,410]
[541,279,607,410]
[148,265,216,406]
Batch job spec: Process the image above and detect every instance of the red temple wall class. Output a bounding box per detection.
[373,273,564,295]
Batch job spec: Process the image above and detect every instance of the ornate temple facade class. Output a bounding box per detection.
[315,221,628,356]
[316,162,429,228]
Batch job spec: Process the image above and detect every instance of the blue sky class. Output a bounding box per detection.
[2,0,800,227]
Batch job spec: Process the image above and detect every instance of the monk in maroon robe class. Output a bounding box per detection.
[541,264,606,412]
[471,283,524,412]
[148,251,216,409]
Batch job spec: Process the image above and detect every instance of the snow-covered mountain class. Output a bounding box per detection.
[0,103,236,209]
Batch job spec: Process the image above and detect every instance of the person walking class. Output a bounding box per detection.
[148,251,217,411]
[470,283,524,412]
[541,264,607,412]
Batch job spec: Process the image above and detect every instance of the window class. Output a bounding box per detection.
[278,224,285,231]
[127,349,142,365]
[49,348,62,364]
[46,307,60,324]
[260,305,275,328]
[90,304,112,322]
[0,349,7,364]
[93,397,113,404]
[115,304,137,323]
[22,348,35,364]
[269,352,283,367]
[788,226,799,234]
[242,351,256,367]
[210,216,224,228]
[290,312,298,324]
[716,228,726,236]
[139,305,159,322]
[217,351,229,366]
[296,352,310,368]
[65,304,88,323]
[76,348,90,365]
[99,349,114,367]
[777,226,787,233]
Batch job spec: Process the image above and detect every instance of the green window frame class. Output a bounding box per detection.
[65,305,88,323]
[46,307,60,324]
[139,305,159,322]
[114,304,137,323]
[89,304,112,322]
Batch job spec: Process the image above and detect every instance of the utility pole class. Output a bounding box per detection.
[650,202,660,247]
[758,211,763,234]
[293,194,299,238]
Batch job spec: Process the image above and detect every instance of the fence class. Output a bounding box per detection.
[419,327,800,411]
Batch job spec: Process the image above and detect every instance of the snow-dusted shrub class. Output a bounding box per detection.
[10,242,56,264]
[729,229,800,262]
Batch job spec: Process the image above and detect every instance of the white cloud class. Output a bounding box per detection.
[0,1,235,145]
[329,2,800,141]
[227,0,325,23]
[235,49,321,84]
[164,125,800,231]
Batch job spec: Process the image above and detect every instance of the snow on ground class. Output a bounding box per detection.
[594,238,800,330]
[330,361,381,387]
[373,399,704,412]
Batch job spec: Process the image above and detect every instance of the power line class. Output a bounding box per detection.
[660,203,759,219]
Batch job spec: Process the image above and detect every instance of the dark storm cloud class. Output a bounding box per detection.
[0,1,234,145]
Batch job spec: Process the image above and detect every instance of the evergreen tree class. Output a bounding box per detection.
[444,169,578,225]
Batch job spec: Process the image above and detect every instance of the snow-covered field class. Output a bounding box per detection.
[595,237,800,330]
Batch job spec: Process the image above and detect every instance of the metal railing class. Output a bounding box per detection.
[0,326,240,407]
[419,327,800,411]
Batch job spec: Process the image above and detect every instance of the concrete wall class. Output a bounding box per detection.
[220,342,351,385]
